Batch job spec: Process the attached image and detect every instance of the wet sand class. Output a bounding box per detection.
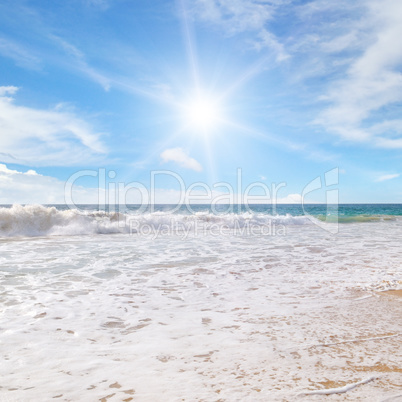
[381,289,402,298]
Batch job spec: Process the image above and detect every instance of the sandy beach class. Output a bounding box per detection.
[0,210,401,401]
[2,0,402,399]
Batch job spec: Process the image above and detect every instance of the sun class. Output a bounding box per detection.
[183,94,223,133]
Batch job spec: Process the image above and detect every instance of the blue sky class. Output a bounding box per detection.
[1,0,402,204]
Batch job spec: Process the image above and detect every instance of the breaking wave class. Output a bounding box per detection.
[0,205,127,237]
[0,205,316,237]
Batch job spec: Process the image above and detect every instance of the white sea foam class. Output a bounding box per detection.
[0,204,128,236]
[0,204,315,237]
[0,207,401,400]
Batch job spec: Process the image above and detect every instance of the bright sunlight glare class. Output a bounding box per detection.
[183,95,223,133]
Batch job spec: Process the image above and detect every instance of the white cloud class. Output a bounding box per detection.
[0,163,141,204]
[193,0,276,32]
[0,163,221,205]
[50,35,111,91]
[0,86,18,96]
[275,193,302,204]
[256,29,289,62]
[0,164,66,204]
[0,37,42,70]
[0,164,314,205]
[314,0,402,148]
[320,31,359,54]
[0,2,111,91]
[191,0,288,62]
[0,164,39,176]
[375,173,400,183]
[160,148,203,172]
[0,86,106,166]
[0,163,124,204]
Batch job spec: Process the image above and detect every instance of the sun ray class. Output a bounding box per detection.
[179,0,200,92]
[217,56,271,103]
[125,2,285,176]
[203,133,218,185]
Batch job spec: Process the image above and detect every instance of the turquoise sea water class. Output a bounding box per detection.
[51,203,402,222]
[66,203,402,215]
[3,203,402,216]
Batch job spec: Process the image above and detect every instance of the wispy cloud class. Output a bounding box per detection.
[0,2,112,91]
[0,86,106,166]
[255,29,289,62]
[192,0,277,32]
[314,0,402,148]
[320,31,359,54]
[375,173,400,183]
[0,36,42,70]
[50,35,111,91]
[191,0,289,62]
[160,148,202,171]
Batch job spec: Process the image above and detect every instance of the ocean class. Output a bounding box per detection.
[0,204,401,401]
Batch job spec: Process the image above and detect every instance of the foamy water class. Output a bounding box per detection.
[0,206,401,401]
[0,204,316,238]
